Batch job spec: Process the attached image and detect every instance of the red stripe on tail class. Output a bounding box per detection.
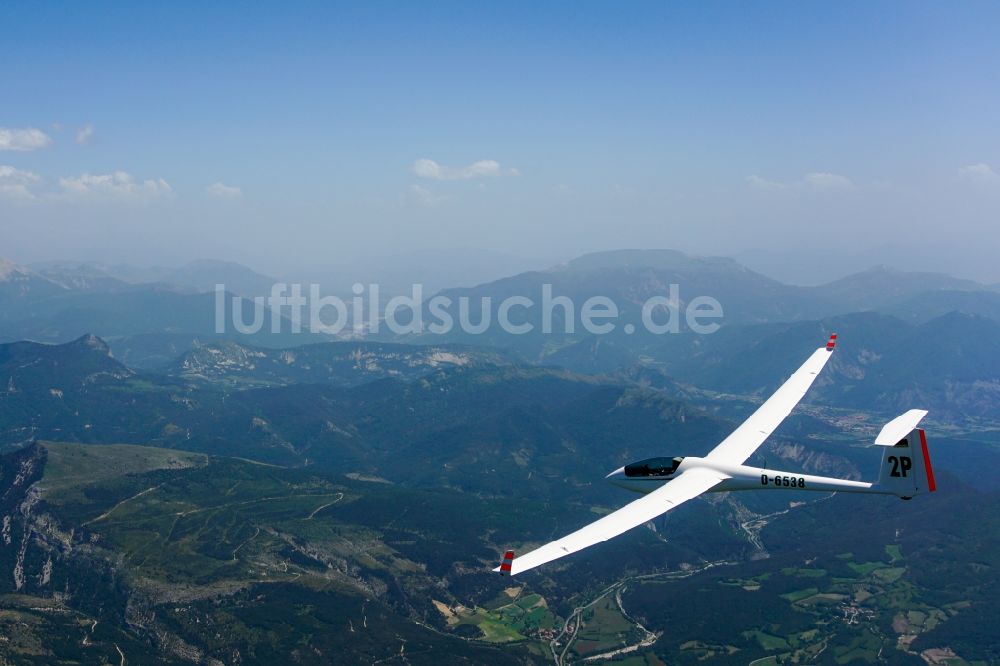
[919,429,936,492]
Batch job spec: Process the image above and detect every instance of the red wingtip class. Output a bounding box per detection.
[826,333,838,351]
[499,550,514,573]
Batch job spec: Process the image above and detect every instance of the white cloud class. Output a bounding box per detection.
[206,181,242,198]
[746,175,786,191]
[958,163,1000,184]
[408,184,448,206]
[747,171,855,191]
[611,183,638,197]
[803,171,855,190]
[0,127,53,152]
[75,124,94,145]
[412,158,510,181]
[0,165,41,200]
[59,171,172,200]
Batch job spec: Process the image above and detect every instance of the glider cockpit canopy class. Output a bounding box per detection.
[623,456,684,478]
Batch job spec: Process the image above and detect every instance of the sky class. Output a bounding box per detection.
[2,1,999,284]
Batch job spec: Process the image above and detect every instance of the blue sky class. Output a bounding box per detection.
[2,2,999,282]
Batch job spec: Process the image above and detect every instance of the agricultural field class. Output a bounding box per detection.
[433,587,560,653]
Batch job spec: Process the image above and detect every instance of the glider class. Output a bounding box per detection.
[495,334,936,576]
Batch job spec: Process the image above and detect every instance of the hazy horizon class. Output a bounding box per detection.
[6,243,998,292]
[3,2,999,282]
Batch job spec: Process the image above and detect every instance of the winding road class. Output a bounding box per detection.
[550,559,735,665]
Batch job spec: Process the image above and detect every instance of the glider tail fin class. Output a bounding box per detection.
[873,410,936,499]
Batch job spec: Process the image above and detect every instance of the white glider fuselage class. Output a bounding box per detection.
[606,456,884,496]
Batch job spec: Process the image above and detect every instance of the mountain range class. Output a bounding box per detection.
[416,250,1000,362]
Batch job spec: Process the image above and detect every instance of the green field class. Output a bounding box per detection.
[781,566,828,578]
[38,441,206,496]
[573,595,638,658]
[441,589,561,647]
[780,586,820,602]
